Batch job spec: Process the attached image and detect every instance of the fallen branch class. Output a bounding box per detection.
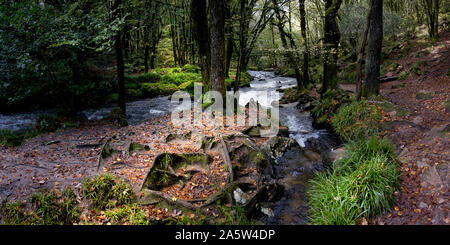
[379,76,399,83]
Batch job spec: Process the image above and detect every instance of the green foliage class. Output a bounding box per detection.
[215,203,255,225]
[333,137,396,174]
[0,130,23,147]
[311,89,350,126]
[398,71,409,80]
[308,137,399,225]
[82,174,135,209]
[225,72,253,89]
[178,81,196,96]
[0,201,29,225]
[181,64,201,73]
[1,188,80,225]
[35,114,62,133]
[141,83,179,97]
[126,72,161,84]
[105,203,154,225]
[127,89,143,99]
[331,100,381,141]
[161,72,201,86]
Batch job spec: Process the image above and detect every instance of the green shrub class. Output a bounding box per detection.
[141,82,178,97]
[82,174,135,209]
[331,100,381,141]
[181,64,201,73]
[0,130,23,147]
[308,137,399,225]
[35,114,61,133]
[311,89,350,126]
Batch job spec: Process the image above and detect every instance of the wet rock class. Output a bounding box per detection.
[326,147,347,163]
[260,203,275,217]
[261,136,298,162]
[234,188,250,205]
[304,150,322,162]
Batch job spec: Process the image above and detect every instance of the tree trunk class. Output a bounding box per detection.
[113,0,126,116]
[299,0,310,87]
[363,0,383,98]
[191,0,211,89]
[272,0,302,89]
[321,0,343,94]
[356,0,373,101]
[209,0,226,97]
[225,2,233,79]
[235,0,247,92]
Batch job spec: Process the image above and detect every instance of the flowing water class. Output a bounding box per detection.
[0,70,335,224]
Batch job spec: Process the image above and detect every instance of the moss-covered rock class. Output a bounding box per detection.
[141,83,179,97]
[416,91,434,100]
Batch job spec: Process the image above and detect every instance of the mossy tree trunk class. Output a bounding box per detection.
[299,0,310,87]
[423,0,440,38]
[363,0,383,98]
[321,0,343,94]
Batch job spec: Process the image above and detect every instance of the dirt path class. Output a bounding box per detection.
[373,30,450,225]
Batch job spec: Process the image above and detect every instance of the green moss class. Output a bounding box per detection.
[161,72,201,86]
[141,82,179,97]
[416,91,434,100]
[126,72,161,84]
[378,101,411,117]
[181,64,201,73]
[311,89,350,126]
[331,100,381,141]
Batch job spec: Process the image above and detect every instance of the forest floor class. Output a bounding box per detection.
[341,29,449,225]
